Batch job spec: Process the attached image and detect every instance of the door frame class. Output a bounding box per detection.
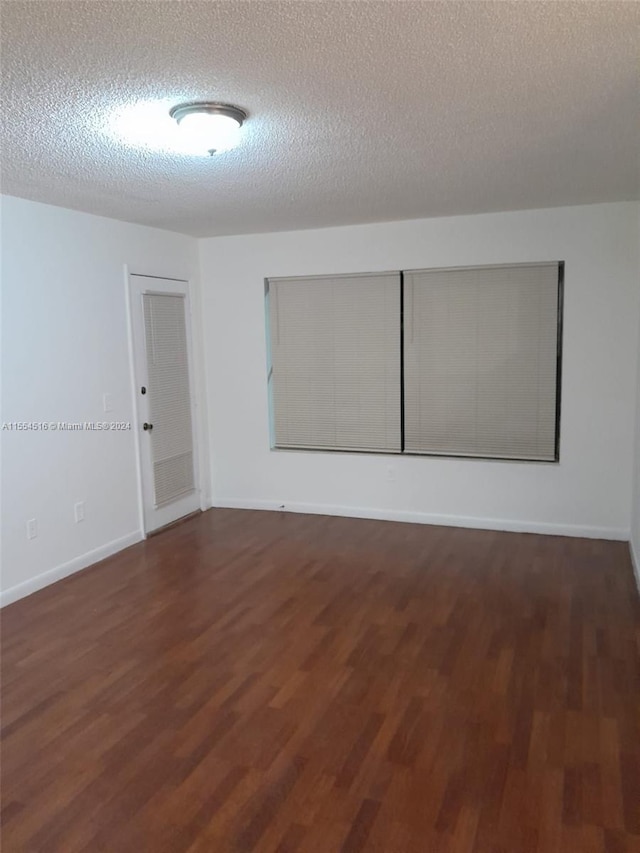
[124,267,202,536]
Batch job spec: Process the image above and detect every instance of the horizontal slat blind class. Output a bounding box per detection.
[404,263,560,460]
[269,273,401,452]
[143,293,195,506]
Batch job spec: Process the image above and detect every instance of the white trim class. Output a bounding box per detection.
[124,265,147,540]
[630,538,640,592]
[212,498,629,541]
[1,508,632,608]
[0,530,143,607]
[188,270,213,515]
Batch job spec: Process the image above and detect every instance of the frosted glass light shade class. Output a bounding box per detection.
[170,102,246,154]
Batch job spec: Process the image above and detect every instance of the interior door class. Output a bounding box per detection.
[129,274,200,533]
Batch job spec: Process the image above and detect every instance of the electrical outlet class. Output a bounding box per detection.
[386,465,396,482]
[74,501,85,523]
[26,518,37,540]
[103,393,113,413]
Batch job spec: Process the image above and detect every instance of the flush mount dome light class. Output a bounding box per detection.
[169,102,247,154]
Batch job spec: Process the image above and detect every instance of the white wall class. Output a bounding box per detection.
[200,202,640,540]
[1,195,201,604]
[2,198,638,607]
[631,290,640,585]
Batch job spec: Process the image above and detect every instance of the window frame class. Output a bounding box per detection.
[265,261,564,464]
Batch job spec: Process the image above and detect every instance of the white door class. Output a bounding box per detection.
[129,274,200,533]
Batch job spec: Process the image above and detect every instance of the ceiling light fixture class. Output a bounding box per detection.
[169,102,247,155]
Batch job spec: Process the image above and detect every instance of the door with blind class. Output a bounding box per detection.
[129,274,200,533]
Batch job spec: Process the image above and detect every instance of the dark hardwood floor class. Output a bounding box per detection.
[2,509,639,852]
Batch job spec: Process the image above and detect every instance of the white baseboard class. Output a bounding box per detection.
[0,530,144,608]
[630,538,640,592]
[2,509,633,607]
[212,498,629,541]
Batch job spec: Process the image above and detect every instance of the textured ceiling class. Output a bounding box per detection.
[2,1,639,237]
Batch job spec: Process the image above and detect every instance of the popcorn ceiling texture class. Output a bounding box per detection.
[2,1,638,237]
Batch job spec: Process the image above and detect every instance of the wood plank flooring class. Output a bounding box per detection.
[2,508,639,852]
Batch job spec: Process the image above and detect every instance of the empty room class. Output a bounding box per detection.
[1,1,639,851]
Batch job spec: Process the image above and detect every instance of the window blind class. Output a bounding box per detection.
[268,273,401,452]
[142,293,196,506]
[403,263,560,461]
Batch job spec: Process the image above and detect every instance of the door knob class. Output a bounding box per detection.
[143,422,153,431]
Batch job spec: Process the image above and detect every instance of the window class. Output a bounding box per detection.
[268,273,401,452]
[267,262,562,461]
[404,264,561,461]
